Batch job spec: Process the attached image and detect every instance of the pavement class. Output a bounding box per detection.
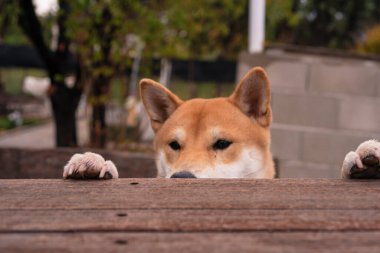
[0,118,89,149]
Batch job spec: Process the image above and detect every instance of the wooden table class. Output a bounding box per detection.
[1,179,380,252]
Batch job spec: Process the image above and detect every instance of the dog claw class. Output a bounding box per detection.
[103,172,113,180]
[362,155,379,167]
[350,164,380,179]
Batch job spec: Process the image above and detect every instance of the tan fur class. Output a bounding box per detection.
[140,67,275,178]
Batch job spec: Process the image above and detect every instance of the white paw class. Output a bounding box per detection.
[341,140,380,179]
[63,152,119,179]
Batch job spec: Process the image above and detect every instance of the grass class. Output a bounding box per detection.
[170,79,234,99]
[110,77,235,103]
[0,68,48,132]
[110,78,127,103]
[0,117,14,129]
[0,116,43,130]
[0,68,47,95]
[0,68,234,100]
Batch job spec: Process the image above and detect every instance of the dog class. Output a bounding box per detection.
[63,67,380,179]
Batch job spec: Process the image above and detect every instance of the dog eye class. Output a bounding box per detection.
[169,141,181,151]
[213,139,232,150]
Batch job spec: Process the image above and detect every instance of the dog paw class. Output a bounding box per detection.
[341,140,380,179]
[63,152,119,179]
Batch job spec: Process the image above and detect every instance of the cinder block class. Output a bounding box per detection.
[309,64,378,96]
[271,93,339,128]
[339,98,380,132]
[277,160,336,179]
[302,131,379,165]
[236,62,251,82]
[236,52,276,81]
[267,61,307,90]
[271,128,301,160]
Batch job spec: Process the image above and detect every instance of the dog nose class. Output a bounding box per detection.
[170,171,196,178]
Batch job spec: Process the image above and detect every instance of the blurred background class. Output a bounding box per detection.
[0,0,380,178]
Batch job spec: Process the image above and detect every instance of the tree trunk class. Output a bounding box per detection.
[91,104,106,148]
[90,76,110,148]
[88,6,116,148]
[51,103,77,147]
[17,0,82,147]
[50,84,81,147]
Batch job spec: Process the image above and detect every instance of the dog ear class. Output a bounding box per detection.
[139,79,183,132]
[229,67,272,127]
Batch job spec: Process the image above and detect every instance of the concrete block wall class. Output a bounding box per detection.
[238,51,380,178]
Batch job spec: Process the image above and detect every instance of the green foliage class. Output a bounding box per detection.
[295,0,369,48]
[266,0,380,50]
[0,0,29,44]
[0,116,14,129]
[66,1,154,80]
[0,0,55,45]
[65,0,248,79]
[2,0,249,79]
[160,0,248,59]
[266,0,299,42]
[5,0,380,60]
[110,77,125,103]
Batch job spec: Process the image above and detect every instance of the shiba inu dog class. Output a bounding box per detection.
[63,67,380,180]
[64,67,274,179]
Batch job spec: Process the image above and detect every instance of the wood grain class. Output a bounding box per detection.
[1,179,380,210]
[1,179,380,252]
[1,232,380,253]
[0,148,156,179]
[1,209,380,232]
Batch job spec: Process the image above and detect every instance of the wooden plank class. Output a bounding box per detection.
[1,232,380,253]
[1,179,380,210]
[0,148,156,179]
[1,209,380,232]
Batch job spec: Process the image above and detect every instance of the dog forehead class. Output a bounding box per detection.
[168,98,240,127]
[159,98,254,137]
[173,98,243,122]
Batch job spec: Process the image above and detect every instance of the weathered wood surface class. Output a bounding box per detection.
[2,209,380,232]
[1,179,380,252]
[2,232,380,253]
[0,148,156,178]
[2,179,380,209]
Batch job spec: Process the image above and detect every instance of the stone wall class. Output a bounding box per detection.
[238,51,380,178]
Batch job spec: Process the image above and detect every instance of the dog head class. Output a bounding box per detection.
[140,67,274,178]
